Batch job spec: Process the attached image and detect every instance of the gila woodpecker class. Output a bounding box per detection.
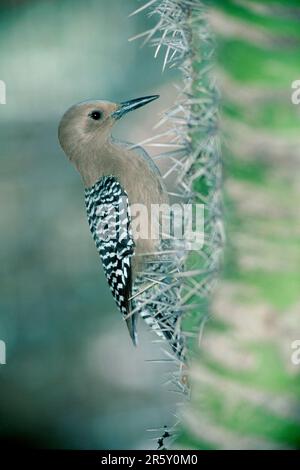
[58,96,185,359]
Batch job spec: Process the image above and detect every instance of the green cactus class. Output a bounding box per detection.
[135,0,300,450]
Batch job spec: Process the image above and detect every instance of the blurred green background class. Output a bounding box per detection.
[0,0,300,450]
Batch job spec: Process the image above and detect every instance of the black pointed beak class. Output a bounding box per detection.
[112,95,159,120]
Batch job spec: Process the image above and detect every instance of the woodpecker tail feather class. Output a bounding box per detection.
[124,265,138,346]
[126,312,138,346]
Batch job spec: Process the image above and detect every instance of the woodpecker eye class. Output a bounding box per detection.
[89,110,102,121]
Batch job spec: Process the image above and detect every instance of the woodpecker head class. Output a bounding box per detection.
[58,95,159,162]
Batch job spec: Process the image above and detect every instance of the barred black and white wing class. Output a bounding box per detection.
[84,176,136,344]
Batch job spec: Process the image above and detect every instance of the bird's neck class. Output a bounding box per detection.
[75,135,130,188]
